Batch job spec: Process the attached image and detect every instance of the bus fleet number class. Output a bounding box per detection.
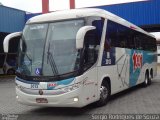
[106,59,111,64]
[31,84,39,89]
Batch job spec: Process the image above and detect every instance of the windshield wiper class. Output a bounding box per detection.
[25,52,32,63]
[21,35,32,61]
[47,43,59,76]
[21,35,33,73]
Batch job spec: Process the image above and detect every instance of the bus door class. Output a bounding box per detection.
[79,18,104,103]
[81,29,99,102]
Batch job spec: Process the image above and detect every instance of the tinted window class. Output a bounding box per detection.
[82,18,104,71]
[106,20,118,48]
[106,20,156,51]
[106,20,133,49]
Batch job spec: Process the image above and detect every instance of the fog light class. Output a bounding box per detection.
[73,97,79,102]
[16,95,19,99]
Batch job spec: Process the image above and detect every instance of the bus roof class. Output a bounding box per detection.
[27,8,154,38]
[150,32,160,41]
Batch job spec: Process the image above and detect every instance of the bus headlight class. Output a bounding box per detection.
[73,97,79,102]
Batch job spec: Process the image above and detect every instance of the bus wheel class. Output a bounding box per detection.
[7,69,15,75]
[142,73,149,87]
[96,82,110,107]
[149,69,153,85]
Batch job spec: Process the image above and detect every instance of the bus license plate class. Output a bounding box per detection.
[36,98,48,103]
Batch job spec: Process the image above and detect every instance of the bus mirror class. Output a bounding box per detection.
[3,32,22,53]
[76,26,96,49]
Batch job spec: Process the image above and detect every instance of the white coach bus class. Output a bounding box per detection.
[3,8,157,107]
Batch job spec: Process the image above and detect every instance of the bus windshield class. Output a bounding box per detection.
[18,19,84,76]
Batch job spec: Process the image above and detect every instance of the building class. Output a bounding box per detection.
[0,5,26,52]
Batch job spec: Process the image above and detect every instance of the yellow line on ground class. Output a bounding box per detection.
[0,75,15,78]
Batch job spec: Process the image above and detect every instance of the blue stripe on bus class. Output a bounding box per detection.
[16,77,75,88]
[15,77,40,84]
[47,77,75,90]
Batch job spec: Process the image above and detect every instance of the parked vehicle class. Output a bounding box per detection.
[0,32,20,75]
[3,8,157,107]
[0,53,17,75]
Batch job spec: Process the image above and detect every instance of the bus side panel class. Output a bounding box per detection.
[97,65,121,95]
[80,67,99,105]
[126,49,157,87]
[98,47,157,95]
[99,47,130,95]
[126,49,143,87]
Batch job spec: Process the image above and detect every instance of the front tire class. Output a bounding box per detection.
[96,82,110,107]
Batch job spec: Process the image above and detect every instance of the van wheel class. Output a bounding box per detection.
[96,82,110,107]
[142,73,149,87]
[7,69,15,75]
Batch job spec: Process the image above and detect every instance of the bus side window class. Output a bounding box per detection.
[92,19,104,45]
[127,30,134,49]
[106,20,117,49]
[83,30,98,70]
[117,22,133,49]
[134,34,142,50]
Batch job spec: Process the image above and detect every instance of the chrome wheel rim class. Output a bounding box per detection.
[100,85,108,101]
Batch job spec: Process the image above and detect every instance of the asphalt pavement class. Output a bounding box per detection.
[0,74,160,120]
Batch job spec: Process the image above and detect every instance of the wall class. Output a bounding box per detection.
[97,0,160,26]
[0,6,26,33]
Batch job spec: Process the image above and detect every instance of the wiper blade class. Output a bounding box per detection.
[47,43,59,76]
[25,53,32,63]
[22,34,32,62]
[21,34,32,73]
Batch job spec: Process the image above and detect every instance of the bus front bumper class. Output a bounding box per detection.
[16,87,85,108]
